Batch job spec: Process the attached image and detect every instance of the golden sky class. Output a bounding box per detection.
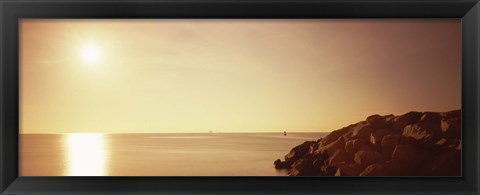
[20,19,461,134]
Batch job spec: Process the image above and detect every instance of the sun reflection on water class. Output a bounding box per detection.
[66,133,106,176]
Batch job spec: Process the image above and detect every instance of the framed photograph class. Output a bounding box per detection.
[1,0,479,194]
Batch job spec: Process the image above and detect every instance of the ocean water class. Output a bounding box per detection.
[20,132,328,176]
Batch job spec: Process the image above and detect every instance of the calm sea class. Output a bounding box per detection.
[20,132,327,176]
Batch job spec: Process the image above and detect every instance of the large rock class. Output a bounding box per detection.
[402,122,442,143]
[274,159,290,169]
[284,141,316,162]
[335,163,368,176]
[384,114,395,121]
[391,144,429,165]
[289,157,317,176]
[326,147,353,166]
[313,136,350,168]
[320,165,338,176]
[380,134,404,157]
[344,139,374,154]
[370,128,393,148]
[434,138,447,145]
[433,138,461,151]
[308,142,321,154]
[359,159,414,176]
[366,114,386,129]
[354,150,389,166]
[321,126,352,146]
[385,114,396,126]
[347,122,374,141]
[391,144,416,162]
[391,111,423,133]
[316,136,346,155]
[417,150,461,176]
[440,118,461,139]
[418,112,442,123]
[440,110,461,119]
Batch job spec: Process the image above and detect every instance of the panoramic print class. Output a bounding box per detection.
[20,19,461,176]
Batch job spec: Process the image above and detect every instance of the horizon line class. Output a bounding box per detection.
[19,131,333,135]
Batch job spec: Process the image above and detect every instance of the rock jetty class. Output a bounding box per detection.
[274,110,461,176]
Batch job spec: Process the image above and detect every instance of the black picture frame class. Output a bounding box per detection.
[1,0,479,194]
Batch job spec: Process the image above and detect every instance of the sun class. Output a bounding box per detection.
[80,43,101,64]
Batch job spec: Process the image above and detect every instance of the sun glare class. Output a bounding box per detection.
[80,43,101,65]
[66,133,106,176]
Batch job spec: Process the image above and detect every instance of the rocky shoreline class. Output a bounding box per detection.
[274,110,461,176]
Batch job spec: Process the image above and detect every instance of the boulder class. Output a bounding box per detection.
[320,165,337,176]
[417,150,461,176]
[316,136,346,155]
[289,158,317,176]
[321,126,351,146]
[447,139,461,151]
[433,138,461,151]
[418,112,442,123]
[366,114,386,129]
[327,147,353,166]
[433,138,460,149]
[385,115,396,126]
[434,138,447,146]
[384,114,395,120]
[274,159,290,169]
[402,122,442,143]
[354,150,388,166]
[309,142,321,154]
[317,138,323,143]
[347,122,374,141]
[335,163,368,176]
[392,144,416,162]
[370,128,393,148]
[359,159,414,176]
[284,141,316,162]
[345,139,374,154]
[391,144,429,165]
[440,109,461,119]
[391,111,422,133]
[312,154,327,168]
[440,118,461,139]
[380,134,403,157]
